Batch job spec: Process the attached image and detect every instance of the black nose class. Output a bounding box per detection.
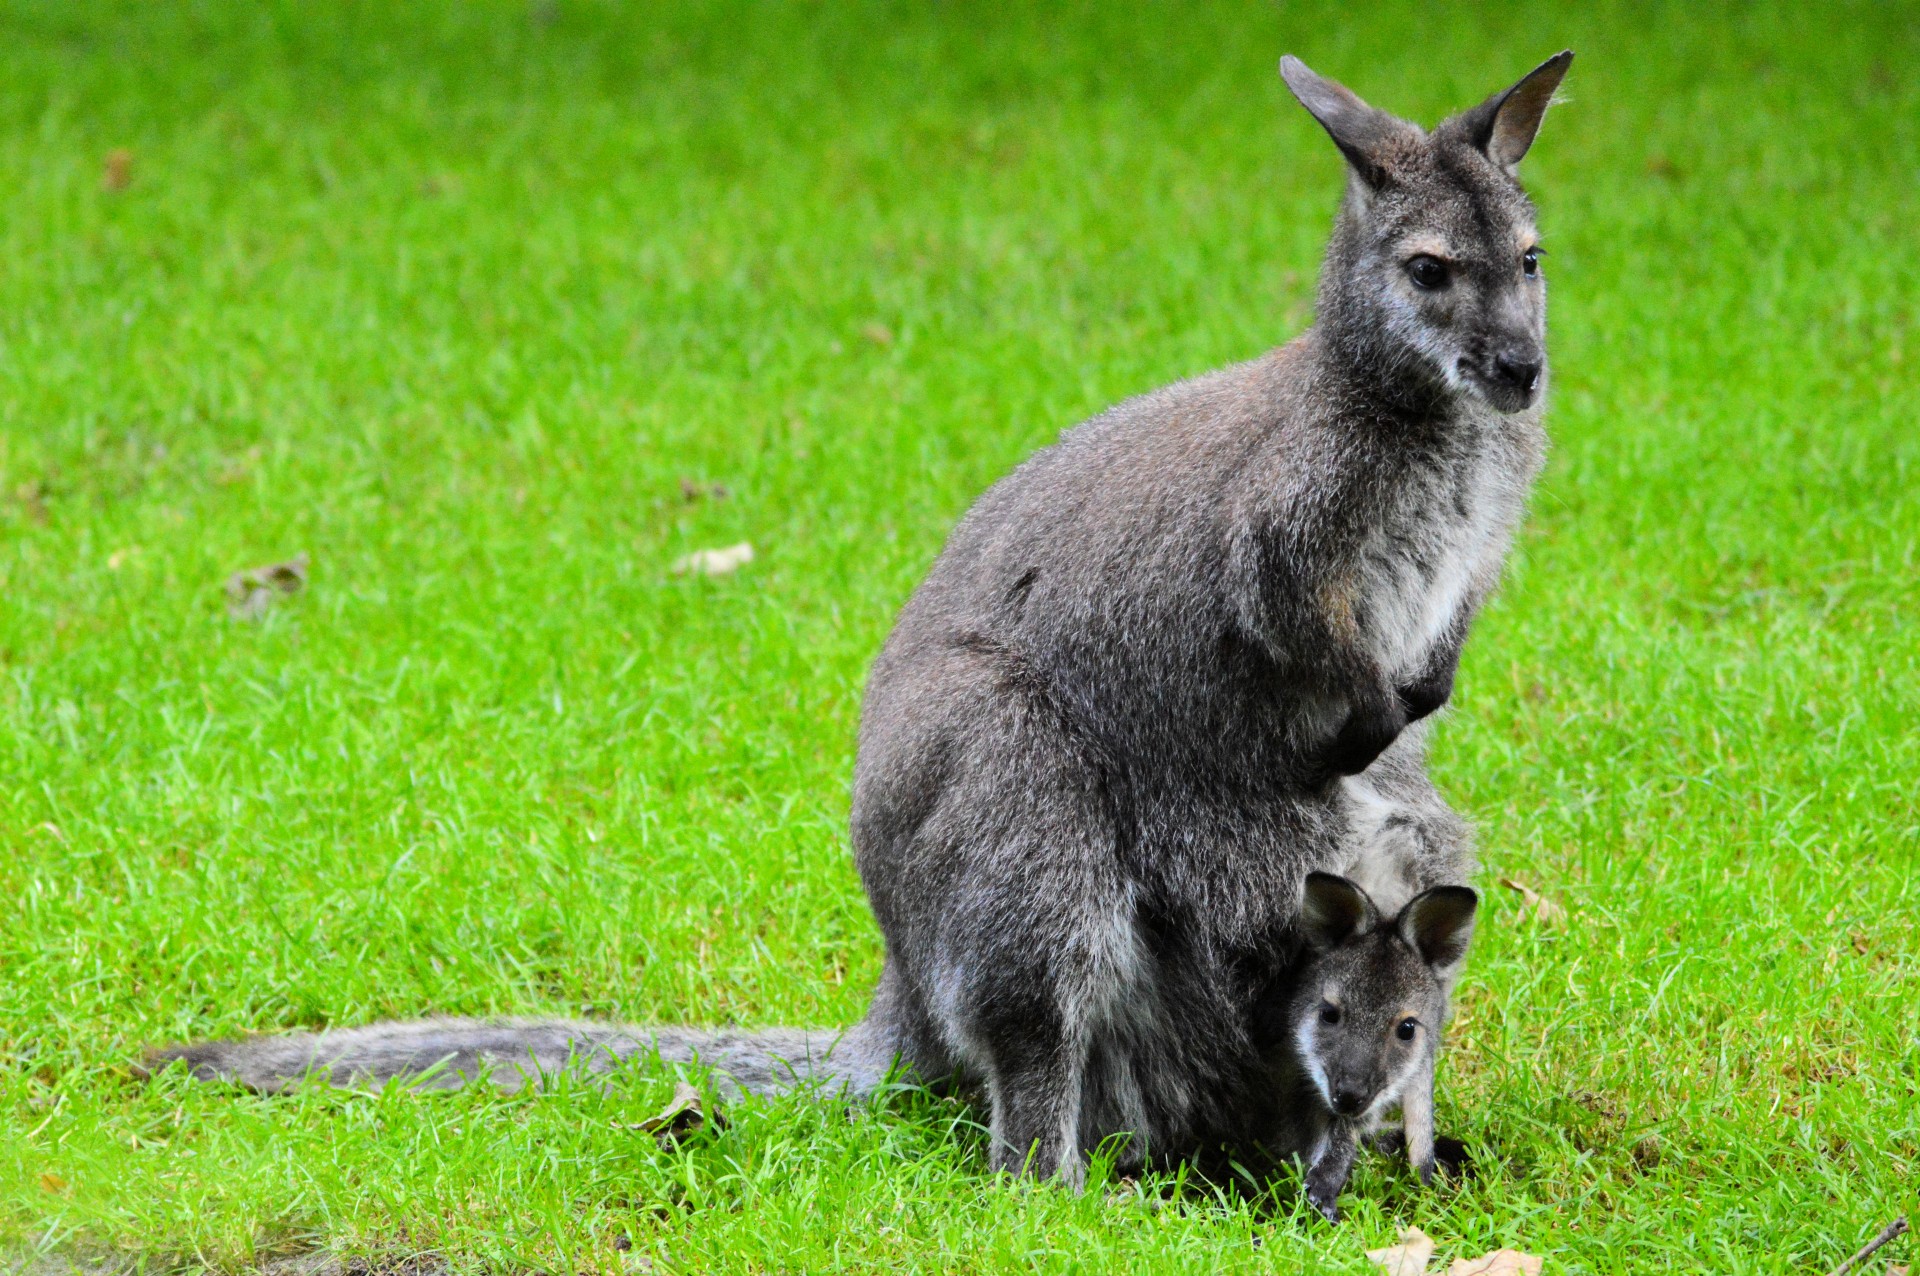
[1492,354,1542,395]
[1332,1088,1367,1116]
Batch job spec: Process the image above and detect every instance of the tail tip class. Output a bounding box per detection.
[139,1041,251,1086]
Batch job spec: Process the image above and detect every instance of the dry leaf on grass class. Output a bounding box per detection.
[1367,1231,1544,1276]
[1499,877,1565,926]
[619,1081,727,1150]
[102,148,134,191]
[13,480,49,524]
[225,552,309,620]
[1366,1226,1436,1276]
[860,322,895,346]
[678,477,730,503]
[671,542,753,576]
[1447,1250,1543,1276]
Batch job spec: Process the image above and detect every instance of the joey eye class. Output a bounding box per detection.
[1396,1018,1418,1041]
[1319,1002,1342,1026]
[1405,255,1450,290]
[1522,248,1541,278]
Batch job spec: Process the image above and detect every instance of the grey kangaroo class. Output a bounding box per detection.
[153,50,1569,1198]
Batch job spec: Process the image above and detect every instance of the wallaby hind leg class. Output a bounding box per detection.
[984,1025,1089,1187]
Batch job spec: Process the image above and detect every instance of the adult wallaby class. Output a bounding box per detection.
[842,49,1568,1184]
[1275,873,1477,1222]
[153,50,1569,1192]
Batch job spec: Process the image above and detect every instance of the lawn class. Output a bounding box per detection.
[1,1,1916,1271]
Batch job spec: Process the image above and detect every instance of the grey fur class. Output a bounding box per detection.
[148,51,1570,1196]
[1285,874,1478,1220]
[147,1019,892,1098]
[846,51,1568,1182]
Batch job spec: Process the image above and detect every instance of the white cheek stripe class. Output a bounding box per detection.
[1294,1014,1333,1109]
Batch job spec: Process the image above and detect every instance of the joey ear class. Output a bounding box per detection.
[1299,872,1379,950]
[1449,51,1573,171]
[1398,886,1478,971]
[1279,55,1419,190]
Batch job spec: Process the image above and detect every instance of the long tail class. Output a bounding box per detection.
[146,1017,895,1098]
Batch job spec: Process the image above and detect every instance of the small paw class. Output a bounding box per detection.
[1323,701,1407,776]
[1367,1128,1408,1157]
[1432,1135,1472,1180]
[1306,1182,1342,1223]
[1396,672,1453,722]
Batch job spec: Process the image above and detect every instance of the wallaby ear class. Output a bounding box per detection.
[1398,886,1479,971]
[1449,51,1573,172]
[1279,55,1419,190]
[1299,872,1379,950]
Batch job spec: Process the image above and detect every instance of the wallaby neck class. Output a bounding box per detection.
[1302,320,1467,429]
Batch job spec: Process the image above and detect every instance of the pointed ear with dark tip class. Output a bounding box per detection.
[1398,886,1479,971]
[1279,55,1418,189]
[1299,872,1379,950]
[1448,51,1573,171]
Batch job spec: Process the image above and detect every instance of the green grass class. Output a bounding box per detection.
[2,1,1916,1271]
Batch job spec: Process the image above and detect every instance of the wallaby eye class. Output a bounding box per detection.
[1405,255,1450,290]
[1521,248,1541,278]
[1319,1002,1342,1026]
[1396,1018,1418,1041]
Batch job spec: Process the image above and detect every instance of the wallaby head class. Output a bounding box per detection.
[1290,872,1477,1119]
[1280,52,1573,415]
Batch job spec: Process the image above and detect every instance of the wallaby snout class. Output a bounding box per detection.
[1468,342,1545,412]
[1330,1084,1373,1117]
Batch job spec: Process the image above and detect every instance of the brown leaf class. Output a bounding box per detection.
[102,148,134,191]
[1499,877,1565,926]
[678,477,730,503]
[39,1171,67,1193]
[670,542,753,576]
[225,552,310,620]
[860,322,895,347]
[12,480,49,524]
[1366,1226,1436,1276]
[1446,1250,1542,1276]
[621,1081,727,1150]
